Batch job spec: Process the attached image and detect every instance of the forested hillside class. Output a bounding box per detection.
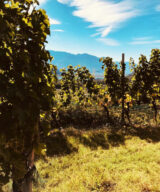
[49,50,131,78]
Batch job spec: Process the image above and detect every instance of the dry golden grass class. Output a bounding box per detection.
[31,126,160,192]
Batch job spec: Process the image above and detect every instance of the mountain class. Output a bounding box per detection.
[49,50,131,78]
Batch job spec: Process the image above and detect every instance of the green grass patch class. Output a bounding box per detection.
[31,127,160,192]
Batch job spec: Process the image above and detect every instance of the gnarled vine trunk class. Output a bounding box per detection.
[12,120,39,192]
[12,150,35,192]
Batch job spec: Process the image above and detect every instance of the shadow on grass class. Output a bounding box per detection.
[89,181,116,192]
[107,132,125,146]
[45,132,77,157]
[44,106,160,157]
[127,124,160,143]
[44,123,160,157]
[69,132,110,150]
[45,128,125,157]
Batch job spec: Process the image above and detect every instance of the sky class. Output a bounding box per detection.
[38,0,160,62]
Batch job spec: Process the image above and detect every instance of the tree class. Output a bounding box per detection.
[150,49,160,84]
[147,49,160,123]
[0,0,55,191]
[59,65,100,108]
[130,55,151,104]
[101,57,121,106]
[101,56,129,124]
[130,49,160,122]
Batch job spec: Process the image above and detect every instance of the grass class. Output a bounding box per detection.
[2,105,160,192]
[31,126,160,192]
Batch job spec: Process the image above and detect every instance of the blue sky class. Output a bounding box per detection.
[39,0,160,62]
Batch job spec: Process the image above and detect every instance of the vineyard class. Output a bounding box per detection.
[1,0,160,192]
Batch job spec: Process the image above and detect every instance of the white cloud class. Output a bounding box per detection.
[130,39,160,45]
[57,0,140,37]
[133,37,152,41]
[97,38,120,46]
[100,26,113,38]
[57,0,71,4]
[39,0,48,4]
[49,18,61,25]
[52,29,64,32]
[156,4,160,11]
[91,32,101,37]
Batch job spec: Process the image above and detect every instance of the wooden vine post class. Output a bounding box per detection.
[121,53,126,125]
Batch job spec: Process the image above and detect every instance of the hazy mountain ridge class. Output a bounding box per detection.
[49,50,131,78]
